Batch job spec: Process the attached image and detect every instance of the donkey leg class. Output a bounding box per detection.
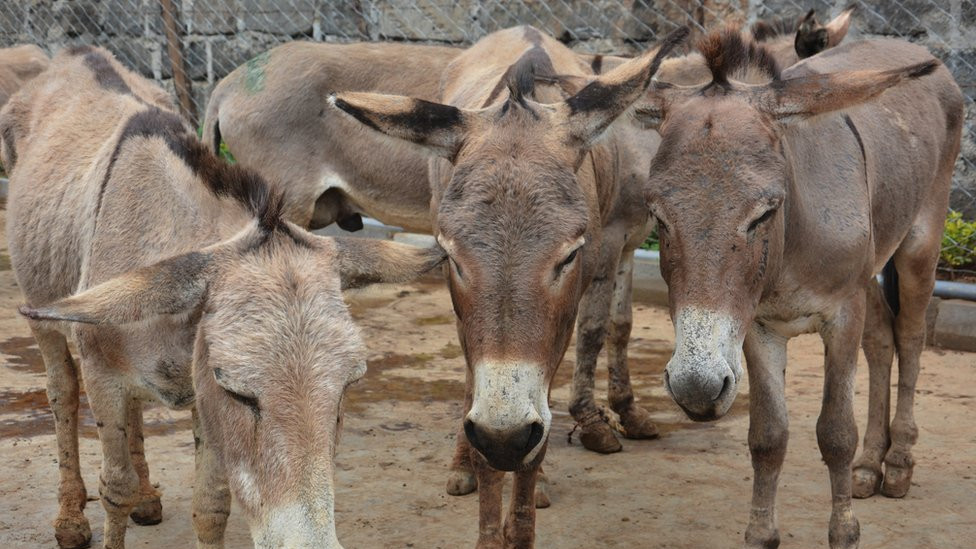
[32,325,92,549]
[504,453,545,549]
[127,400,163,525]
[569,234,625,454]
[883,241,938,498]
[852,282,893,499]
[742,325,789,549]
[474,453,506,549]
[607,253,658,440]
[819,298,864,549]
[191,409,231,549]
[447,367,477,496]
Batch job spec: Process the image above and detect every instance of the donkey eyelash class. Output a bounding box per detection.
[748,208,777,233]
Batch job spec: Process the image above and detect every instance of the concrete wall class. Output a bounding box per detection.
[0,0,973,212]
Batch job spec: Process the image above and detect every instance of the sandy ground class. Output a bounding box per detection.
[1,199,974,548]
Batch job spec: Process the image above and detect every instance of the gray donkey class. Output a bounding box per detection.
[3,46,443,549]
[635,27,962,548]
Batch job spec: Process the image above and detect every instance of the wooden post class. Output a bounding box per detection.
[159,0,197,126]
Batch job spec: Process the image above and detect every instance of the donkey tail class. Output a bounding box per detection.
[201,81,226,156]
[881,259,900,317]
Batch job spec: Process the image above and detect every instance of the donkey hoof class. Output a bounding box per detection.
[130,495,163,525]
[851,466,882,499]
[446,468,477,496]
[535,476,551,509]
[618,406,660,440]
[881,464,913,498]
[828,512,860,549]
[579,421,622,454]
[54,516,92,549]
[744,525,780,549]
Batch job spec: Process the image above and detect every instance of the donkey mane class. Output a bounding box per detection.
[113,107,285,233]
[698,26,781,87]
[482,27,558,110]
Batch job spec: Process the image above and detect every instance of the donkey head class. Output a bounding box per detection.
[636,28,939,421]
[21,215,444,547]
[330,28,686,470]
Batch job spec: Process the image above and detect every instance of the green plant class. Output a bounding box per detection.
[640,227,659,251]
[940,210,976,270]
[196,126,236,164]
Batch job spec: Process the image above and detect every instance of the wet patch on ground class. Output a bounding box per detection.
[0,252,10,271]
[0,336,44,374]
[345,352,465,414]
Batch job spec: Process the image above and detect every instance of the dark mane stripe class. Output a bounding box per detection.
[482,27,558,110]
[697,26,781,87]
[107,108,284,233]
[751,14,801,42]
[74,48,133,96]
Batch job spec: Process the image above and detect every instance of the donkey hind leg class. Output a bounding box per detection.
[819,297,864,549]
[742,325,789,549]
[473,453,506,549]
[127,400,163,525]
[882,234,939,498]
[569,235,625,454]
[32,325,92,549]
[606,253,658,440]
[852,282,894,499]
[192,409,231,549]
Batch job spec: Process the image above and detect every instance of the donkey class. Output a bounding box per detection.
[329,25,687,548]
[2,46,444,549]
[634,28,962,548]
[0,44,49,109]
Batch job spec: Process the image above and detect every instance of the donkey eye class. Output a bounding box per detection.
[555,247,580,274]
[450,258,463,279]
[748,208,777,234]
[223,388,261,416]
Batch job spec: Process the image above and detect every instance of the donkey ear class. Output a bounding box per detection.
[19,252,213,325]
[824,7,854,48]
[329,92,471,159]
[561,27,688,146]
[332,237,446,290]
[754,60,939,123]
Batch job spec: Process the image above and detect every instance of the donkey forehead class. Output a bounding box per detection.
[663,96,775,145]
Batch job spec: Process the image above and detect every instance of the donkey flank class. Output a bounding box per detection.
[638,27,962,549]
[1,46,443,549]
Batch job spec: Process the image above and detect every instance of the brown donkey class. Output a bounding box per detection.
[330,25,687,548]
[636,29,962,548]
[2,47,444,549]
[0,44,49,109]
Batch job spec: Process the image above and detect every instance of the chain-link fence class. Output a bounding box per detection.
[1,1,974,230]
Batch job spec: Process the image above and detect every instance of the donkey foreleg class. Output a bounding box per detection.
[191,408,231,549]
[743,325,789,549]
[504,451,545,549]
[819,297,865,549]
[127,400,163,525]
[606,252,658,440]
[32,325,91,549]
[474,454,506,549]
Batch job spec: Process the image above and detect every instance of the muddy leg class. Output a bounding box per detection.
[606,253,658,440]
[191,409,230,549]
[127,401,162,525]
[474,453,506,549]
[32,326,92,549]
[504,452,545,549]
[882,245,937,498]
[852,283,893,499]
[819,298,864,549]
[447,366,477,497]
[534,466,550,509]
[569,235,624,454]
[742,325,789,549]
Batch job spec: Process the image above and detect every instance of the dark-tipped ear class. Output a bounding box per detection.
[795,7,853,58]
[329,92,471,159]
[333,237,446,290]
[753,60,939,122]
[19,251,213,325]
[562,27,688,146]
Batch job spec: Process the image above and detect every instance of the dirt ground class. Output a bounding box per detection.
[0,200,974,549]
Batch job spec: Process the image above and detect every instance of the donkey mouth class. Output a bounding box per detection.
[664,370,731,423]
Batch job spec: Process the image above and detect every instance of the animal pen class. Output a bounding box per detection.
[0,2,975,549]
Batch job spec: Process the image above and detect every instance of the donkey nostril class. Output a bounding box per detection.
[463,419,481,450]
[714,374,734,402]
[525,421,544,452]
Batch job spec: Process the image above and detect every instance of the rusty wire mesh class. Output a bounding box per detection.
[0,0,974,232]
